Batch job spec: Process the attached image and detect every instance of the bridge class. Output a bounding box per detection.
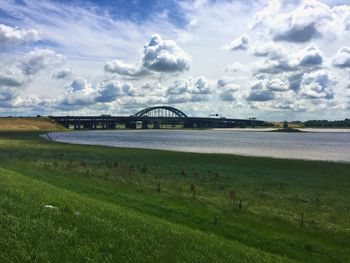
[50,106,266,130]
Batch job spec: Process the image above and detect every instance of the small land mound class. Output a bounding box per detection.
[0,117,66,131]
[271,127,304,132]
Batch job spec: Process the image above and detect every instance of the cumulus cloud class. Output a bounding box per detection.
[246,74,292,103]
[224,34,250,51]
[105,34,190,78]
[254,58,297,75]
[0,67,26,87]
[0,86,19,107]
[299,70,336,100]
[251,42,286,60]
[52,68,72,79]
[104,60,148,77]
[247,81,275,102]
[251,0,350,43]
[247,89,275,102]
[166,77,212,103]
[95,81,134,103]
[0,24,40,47]
[56,77,144,110]
[142,34,191,73]
[123,96,167,108]
[0,48,68,109]
[253,44,324,75]
[219,88,238,101]
[298,44,324,67]
[95,81,121,103]
[217,77,240,101]
[270,99,307,112]
[217,77,236,88]
[0,66,28,107]
[333,47,350,68]
[12,95,52,110]
[60,78,96,107]
[266,79,288,91]
[225,62,244,73]
[288,72,304,91]
[19,49,66,76]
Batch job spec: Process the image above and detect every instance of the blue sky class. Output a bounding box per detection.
[0,0,349,120]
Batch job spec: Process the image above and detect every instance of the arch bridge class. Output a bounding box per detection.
[50,105,266,130]
[134,106,188,118]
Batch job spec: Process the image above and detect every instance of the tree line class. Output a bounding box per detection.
[303,119,350,128]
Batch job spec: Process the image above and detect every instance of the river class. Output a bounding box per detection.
[47,129,350,162]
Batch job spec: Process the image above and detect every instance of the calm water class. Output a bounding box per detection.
[48,130,350,162]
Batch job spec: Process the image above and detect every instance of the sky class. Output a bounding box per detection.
[0,0,349,120]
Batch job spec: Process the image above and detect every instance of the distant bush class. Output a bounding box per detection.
[303,119,350,128]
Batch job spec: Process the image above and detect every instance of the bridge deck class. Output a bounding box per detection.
[50,115,266,129]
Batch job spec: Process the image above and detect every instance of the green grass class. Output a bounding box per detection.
[0,117,66,131]
[0,131,349,262]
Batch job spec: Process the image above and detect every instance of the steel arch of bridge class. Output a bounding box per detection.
[134,106,188,118]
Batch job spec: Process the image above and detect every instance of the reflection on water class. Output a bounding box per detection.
[48,129,350,162]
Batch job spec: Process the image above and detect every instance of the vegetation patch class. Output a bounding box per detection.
[0,131,349,262]
[0,117,65,131]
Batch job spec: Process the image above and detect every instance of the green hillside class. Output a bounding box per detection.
[0,131,349,262]
[0,117,65,131]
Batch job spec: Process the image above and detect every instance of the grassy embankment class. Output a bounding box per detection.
[0,119,349,262]
[0,117,66,131]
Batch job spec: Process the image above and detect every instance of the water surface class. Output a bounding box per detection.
[48,129,350,162]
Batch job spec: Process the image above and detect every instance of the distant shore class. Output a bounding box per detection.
[213,127,350,132]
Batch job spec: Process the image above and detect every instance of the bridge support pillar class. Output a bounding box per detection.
[126,121,137,129]
[63,120,69,129]
[184,122,194,128]
[153,121,160,129]
[108,122,116,129]
[74,119,80,130]
[84,122,92,129]
[142,121,149,129]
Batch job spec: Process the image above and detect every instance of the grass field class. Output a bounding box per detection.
[0,117,66,131]
[0,131,349,262]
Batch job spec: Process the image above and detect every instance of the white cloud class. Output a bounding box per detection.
[19,49,66,76]
[0,86,18,107]
[225,62,244,72]
[218,79,240,102]
[0,66,26,87]
[60,78,96,107]
[246,73,294,103]
[142,34,191,73]
[299,70,336,99]
[224,34,250,51]
[105,34,191,78]
[253,58,297,75]
[333,47,350,68]
[253,44,324,75]
[251,42,287,59]
[52,68,72,79]
[95,81,134,103]
[266,78,288,91]
[297,44,324,67]
[104,59,148,77]
[0,23,40,47]
[247,81,275,102]
[167,77,212,103]
[251,0,350,43]
[0,65,27,107]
